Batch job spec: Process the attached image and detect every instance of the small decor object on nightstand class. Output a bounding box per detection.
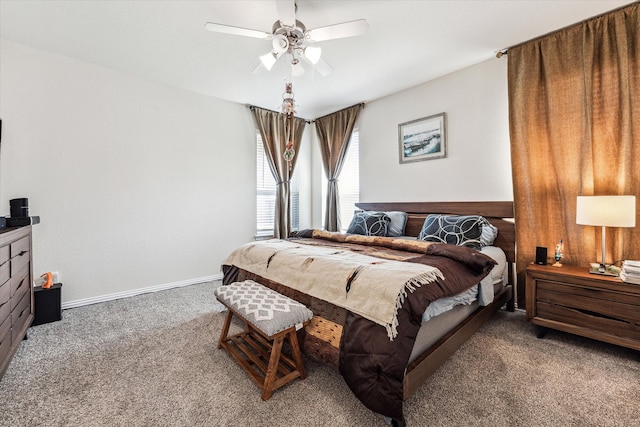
[552,239,563,267]
[621,260,640,285]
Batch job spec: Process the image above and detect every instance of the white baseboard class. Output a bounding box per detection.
[61,273,224,310]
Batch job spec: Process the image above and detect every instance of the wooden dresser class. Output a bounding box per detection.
[0,226,35,380]
[526,263,640,351]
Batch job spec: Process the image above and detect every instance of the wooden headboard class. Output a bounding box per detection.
[355,201,516,264]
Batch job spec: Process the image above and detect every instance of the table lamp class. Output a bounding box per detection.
[576,195,636,275]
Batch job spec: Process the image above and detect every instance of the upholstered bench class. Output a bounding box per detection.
[214,280,313,400]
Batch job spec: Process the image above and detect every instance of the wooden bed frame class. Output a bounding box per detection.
[355,201,516,399]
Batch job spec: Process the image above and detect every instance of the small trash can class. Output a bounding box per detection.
[32,283,62,326]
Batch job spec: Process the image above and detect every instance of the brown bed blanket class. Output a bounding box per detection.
[222,231,496,422]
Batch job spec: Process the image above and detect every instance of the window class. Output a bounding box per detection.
[256,133,299,237]
[322,129,360,232]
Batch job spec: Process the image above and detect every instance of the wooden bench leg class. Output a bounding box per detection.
[261,334,284,401]
[218,310,233,349]
[288,330,306,380]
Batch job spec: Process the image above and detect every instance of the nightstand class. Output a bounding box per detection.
[526,263,640,351]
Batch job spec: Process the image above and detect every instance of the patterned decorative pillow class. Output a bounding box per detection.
[346,212,390,236]
[417,214,484,249]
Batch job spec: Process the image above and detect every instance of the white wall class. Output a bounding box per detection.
[359,58,512,202]
[0,40,258,305]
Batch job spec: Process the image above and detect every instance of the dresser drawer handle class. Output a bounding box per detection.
[16,251,27,257]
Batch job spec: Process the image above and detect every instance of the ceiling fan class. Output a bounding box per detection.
[205,0,368,77]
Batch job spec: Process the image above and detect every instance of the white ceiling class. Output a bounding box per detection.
[0,0,633,119]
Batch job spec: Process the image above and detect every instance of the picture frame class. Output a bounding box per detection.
[398,112,446,163]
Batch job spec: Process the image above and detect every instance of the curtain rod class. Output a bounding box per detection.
[248,102,366,123]
[495,2,637,58]
[309,102,365,123]
[247,104,312,123]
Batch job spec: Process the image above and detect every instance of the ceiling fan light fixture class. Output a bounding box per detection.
[259,51,278,70]
[304,46,322,64]
[272,34,289,54]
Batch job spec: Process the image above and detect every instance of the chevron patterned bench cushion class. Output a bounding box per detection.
[215,280,313,337]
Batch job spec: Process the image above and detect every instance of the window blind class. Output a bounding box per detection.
[256,133,299,238]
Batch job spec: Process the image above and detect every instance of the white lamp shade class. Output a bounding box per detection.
[576,195,636,227]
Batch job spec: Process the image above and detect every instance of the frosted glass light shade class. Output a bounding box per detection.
[304,46,322,64]
[272,35,289,54]
[576,196,636,227]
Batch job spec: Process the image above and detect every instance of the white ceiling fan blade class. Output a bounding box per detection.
[252,62,267,74]
[306,19,368,42]
[275,0,296,27]
[204,22,271,39]
[312,57,334,77]
[300,54,334,77]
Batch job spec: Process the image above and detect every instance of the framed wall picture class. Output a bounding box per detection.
[398,112,446,163]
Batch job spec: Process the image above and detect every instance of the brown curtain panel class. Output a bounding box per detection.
[315,104,363,231]
[508,3,639,307]
[251,107,306,239]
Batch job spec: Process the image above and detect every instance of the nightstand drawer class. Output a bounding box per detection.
[536,300,640,341]
[537,280,640,321]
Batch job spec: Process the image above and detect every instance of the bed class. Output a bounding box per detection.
[221,201,515,426]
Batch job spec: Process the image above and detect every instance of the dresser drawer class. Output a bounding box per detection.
[0,283,10,325]
[11,291,31,347]
[0,280,10,307]
[0,259,9,287]
[0,314,10,351]
[0,245,9,286]
[9,266,30,300]
[0,297,9,326]
[10,236,30,277]
[0,327,10,363]
[10,266,30,304]
[0,245,9,265]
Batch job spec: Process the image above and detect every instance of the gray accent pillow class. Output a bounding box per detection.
[479,218,499,247]
[382,211,408,237]
[346,212,390,236]
[417,214,484,249]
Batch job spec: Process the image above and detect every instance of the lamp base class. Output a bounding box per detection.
[588,263,621,277]
[588,270,619,277]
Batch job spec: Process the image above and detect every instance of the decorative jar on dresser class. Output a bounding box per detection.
[0,226,35,380]
[526,263,640,351]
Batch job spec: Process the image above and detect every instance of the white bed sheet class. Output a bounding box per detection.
[421,245,507,323]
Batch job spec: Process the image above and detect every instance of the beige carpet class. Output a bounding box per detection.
[0,281,638,426]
